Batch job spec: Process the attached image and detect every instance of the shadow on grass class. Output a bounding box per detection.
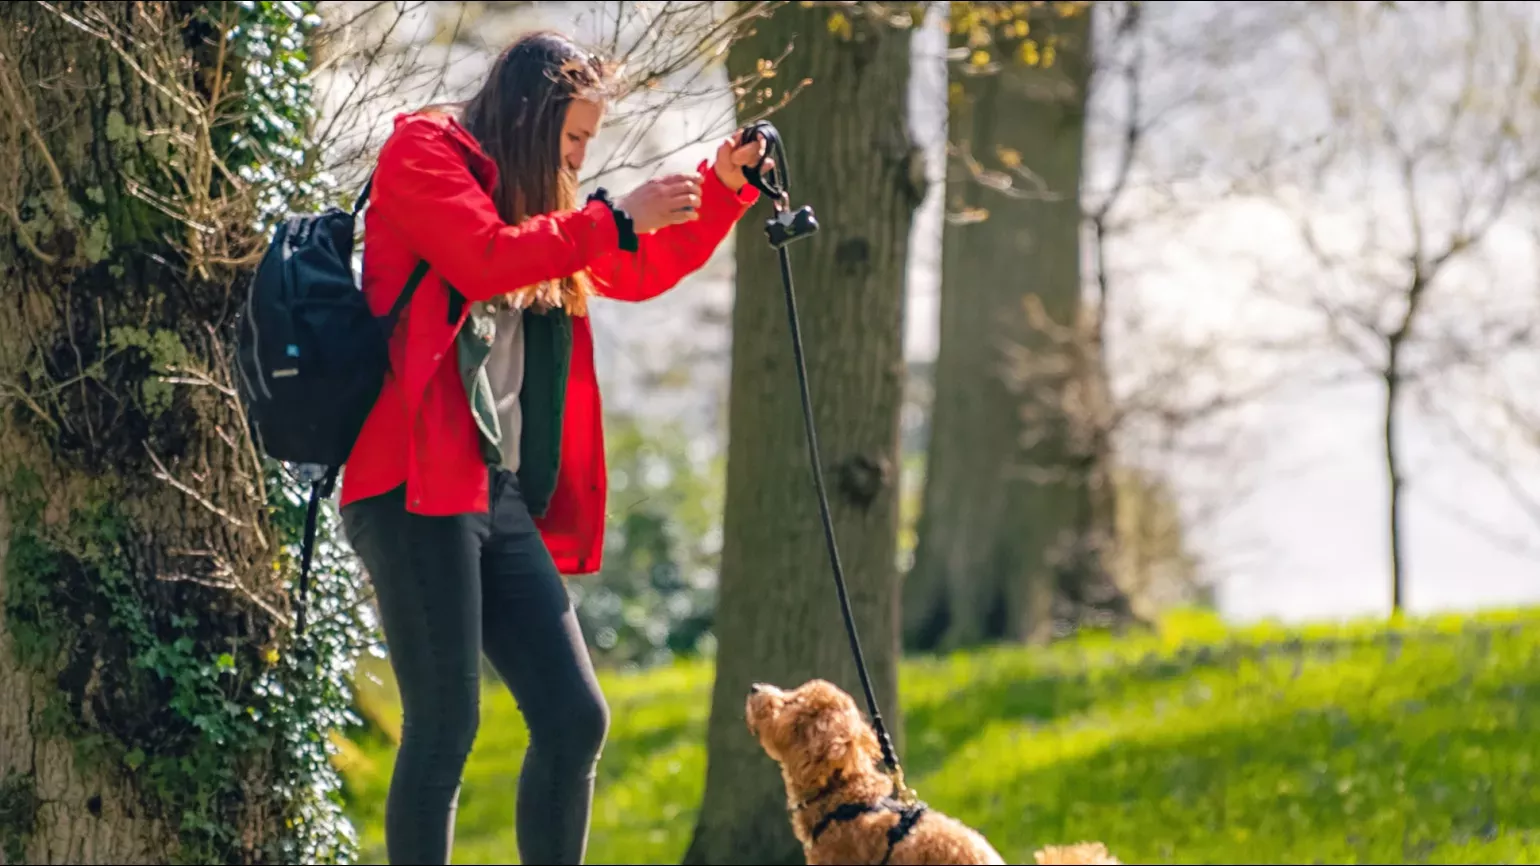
[945,671,1540,866]
[899,628,1535,778]
[596,714,702,785]
[899,641,1289,774]
[902,671,1094,773]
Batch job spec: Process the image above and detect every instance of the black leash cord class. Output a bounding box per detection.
[741,121,912,797]
[775,240,899,776]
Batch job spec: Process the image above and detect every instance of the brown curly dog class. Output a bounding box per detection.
[745,679,1121,865]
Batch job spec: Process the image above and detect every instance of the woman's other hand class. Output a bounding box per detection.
[616,174,703,234]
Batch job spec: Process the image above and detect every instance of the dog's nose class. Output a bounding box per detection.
[750,682,766,694]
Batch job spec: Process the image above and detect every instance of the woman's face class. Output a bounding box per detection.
[562,98,603,173]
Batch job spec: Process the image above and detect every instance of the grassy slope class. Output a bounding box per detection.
[334,608,1540,865]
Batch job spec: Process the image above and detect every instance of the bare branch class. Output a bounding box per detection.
[309,1,781,196]
[146,445,254,531]
[160,549,291,625]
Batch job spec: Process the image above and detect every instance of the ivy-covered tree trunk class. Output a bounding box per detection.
[682,5,925,865]
[904,2,1133,653]
[0,4,359,864]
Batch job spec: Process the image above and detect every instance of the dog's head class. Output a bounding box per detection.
[745,679,883,793]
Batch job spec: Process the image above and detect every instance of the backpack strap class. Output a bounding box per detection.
[351,167,428,337]
[353,169,464,327]
[381,260,431,336]
[354,165,429,338]
[294,465,340,639]
[352,171,374,217]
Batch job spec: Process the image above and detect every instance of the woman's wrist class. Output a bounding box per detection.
[586,188,639,253]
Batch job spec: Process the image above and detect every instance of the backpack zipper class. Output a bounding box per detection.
[242,273,274,400]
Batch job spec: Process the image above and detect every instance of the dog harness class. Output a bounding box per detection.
[809,794,930,866]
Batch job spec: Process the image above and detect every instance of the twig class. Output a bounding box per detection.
[0,382,60,432]
[146,444,253,530]
[0,202,59,265]
[158,566,289,625]
[0,43,69,214]
[161,363,239,399]
[37,0,200,116]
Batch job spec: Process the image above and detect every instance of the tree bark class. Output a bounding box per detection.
[0,3,284,862]
[904,3,1132,653]
[682,6,924,864]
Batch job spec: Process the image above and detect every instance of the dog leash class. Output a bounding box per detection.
[739,120,918,806]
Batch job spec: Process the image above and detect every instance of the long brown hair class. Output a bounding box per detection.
[440,30,616,316]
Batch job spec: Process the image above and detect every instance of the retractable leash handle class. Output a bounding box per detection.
[740,120,821,250]
[739,120,788,202]
[738,120,918,806]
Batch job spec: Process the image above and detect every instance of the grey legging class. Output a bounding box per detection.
[341,466,610,865]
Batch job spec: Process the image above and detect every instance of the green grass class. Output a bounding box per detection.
[335,607,1540,864]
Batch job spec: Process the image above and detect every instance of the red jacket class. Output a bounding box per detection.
[339,110,757,574]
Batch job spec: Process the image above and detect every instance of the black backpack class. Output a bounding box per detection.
[235,176,427,638]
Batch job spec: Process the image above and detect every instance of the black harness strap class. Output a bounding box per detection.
[883,800,929,863]
[809,800,877,841]
[809,795,929,866]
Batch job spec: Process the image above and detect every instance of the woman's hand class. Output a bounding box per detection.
[712,130,775,195]
[617,174,703,234]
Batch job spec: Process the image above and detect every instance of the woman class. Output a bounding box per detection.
[338,30,767,865]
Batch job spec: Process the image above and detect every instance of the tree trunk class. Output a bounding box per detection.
[682,6,924,864]
[0,3,308,863]
[1385,363,1406,613]
[904,3,1132,653]
[1380,267,1431,618]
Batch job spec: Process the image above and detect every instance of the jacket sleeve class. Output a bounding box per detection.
[370,115,622,303]
[587,160,759,304]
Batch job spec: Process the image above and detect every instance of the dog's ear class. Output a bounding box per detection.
[808,708,866,774]
[818,722,849,765]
